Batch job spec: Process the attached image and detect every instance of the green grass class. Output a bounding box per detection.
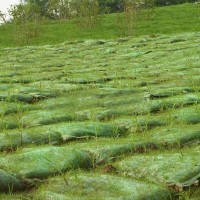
[0,3,199,48]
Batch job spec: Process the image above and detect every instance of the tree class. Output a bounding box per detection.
[9,1,41,44]
[70,0,100,29]
[155,0,196,6]
[116,0,156,36]
[48,0,71,20]
[98,0,123,13]
[23,0,71,20]
[25,0,50,18]
[0,11,6,24]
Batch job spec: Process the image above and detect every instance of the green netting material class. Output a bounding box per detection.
[116,152,200,191]
[0,130,62,151]
[0,32,200,198]
[0,169,36,192]
[54,122,127,141]
[0,147,92,179]
[0,122,127,151]
[33,173,171,200]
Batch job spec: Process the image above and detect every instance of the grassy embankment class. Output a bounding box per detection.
[0,3,199,48]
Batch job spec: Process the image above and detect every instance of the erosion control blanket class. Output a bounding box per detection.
[0,129,61,151]
[0,122,127,151]
[0,32,200,198]
[116,151,200,191]
[54,122,127,141]
[0,146,92,179]
[33,173,171,200]
[0,169,36,192]
[0,169,25,192]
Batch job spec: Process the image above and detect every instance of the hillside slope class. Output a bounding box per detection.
[0,31,200,199]
[0,3,199,48]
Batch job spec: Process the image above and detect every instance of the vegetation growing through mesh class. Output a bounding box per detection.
[0,1,200,199]
[0,29,200,199]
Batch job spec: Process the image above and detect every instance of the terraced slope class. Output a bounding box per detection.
[0,32,200,199]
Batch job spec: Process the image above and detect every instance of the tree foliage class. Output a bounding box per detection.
[155,0,196,6]
[8,0,198,22]
[98,0,123,13]
[70,0,100,29]
[98,0,197,13]
[0,11,6,23]
[25,0,49,18]
[48,0,71,20]
[9,1,41,44]
[115,0,155,37]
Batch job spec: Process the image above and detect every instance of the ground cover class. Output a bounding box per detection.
[0,31,200,199]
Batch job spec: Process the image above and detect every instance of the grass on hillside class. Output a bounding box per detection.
[0,3,199,48]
